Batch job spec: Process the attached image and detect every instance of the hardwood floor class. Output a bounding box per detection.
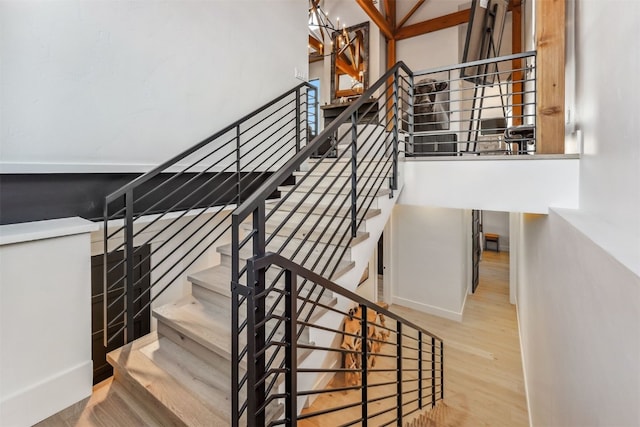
[37,250,528,426]
[391,250,529,426]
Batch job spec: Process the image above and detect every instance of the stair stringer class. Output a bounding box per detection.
[294,178,404,409]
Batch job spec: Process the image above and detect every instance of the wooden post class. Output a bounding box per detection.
[535,0,565,154]
[511,0,523,126]
[386,38,396,131]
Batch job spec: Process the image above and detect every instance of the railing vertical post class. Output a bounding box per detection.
[251,203,266,426]
[284,269,298,426]
[440,341,445,400]
[418,331,423,410]
[408,73,415,157]
[350,112,358,238]
[361,305,368,425]
[392,69,399,191]
[103,202,110,347]
[231,214,240,427]
[295,88,301,153]
[124,189,135,344]
[313,86,319,138]
[431,336,437,408]
[396,322,403,425]
[236,125,242,203]
[246,258,258,427]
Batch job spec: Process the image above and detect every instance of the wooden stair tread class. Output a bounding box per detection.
[216,243,356,281]
[241,220,370,248]
[188,263,337,310]
[153,296,235,360]
[278,184,391,197]
[107,332,229,427]
[265,208,380,228]
[188,264,232,299]
[266,199,381,220]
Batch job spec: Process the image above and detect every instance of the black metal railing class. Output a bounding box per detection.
[230,61,414,426]
[102,50,539,425]
[239,252,444,426]
[404,51,537,156]
[102,82,317,345]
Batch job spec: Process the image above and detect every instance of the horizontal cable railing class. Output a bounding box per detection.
[243,252,444,426]
[403,51,536,157]
[102,82,317,346]
[231,61,413,426]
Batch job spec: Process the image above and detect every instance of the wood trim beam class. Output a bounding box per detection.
[355,0,394,40]
[384,0,396,29]
[397,0,426,30]
[395,3,515,41]
[511,0,523,125]
[308,35,324,55]
[386,38,397,130]
[536,0,565,154]
[395,9,470,40]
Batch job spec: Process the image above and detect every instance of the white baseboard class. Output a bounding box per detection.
[392,296,464,322]
[0,361,93,427]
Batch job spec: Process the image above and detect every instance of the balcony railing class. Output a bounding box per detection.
[404,51,536,157]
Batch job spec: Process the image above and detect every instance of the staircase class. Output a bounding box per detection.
[102,62,444,426]
[107,156,394,426]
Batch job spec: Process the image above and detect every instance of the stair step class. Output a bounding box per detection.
[153,296,236,363]
[153,295,329,364]
[188,263,337,313]
[266,199,381,221]
[278,183,391,197]
[243,217,370,248]
[216,242,355,282]
[108,332,229,427]
[292,163,391,178]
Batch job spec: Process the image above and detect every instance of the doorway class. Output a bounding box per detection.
[471,209,482,293]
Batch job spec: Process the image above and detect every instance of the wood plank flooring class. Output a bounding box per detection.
[392,250,529,426]
[36,251,528,426]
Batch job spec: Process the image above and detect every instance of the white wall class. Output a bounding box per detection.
[517,211,640,427]
[573,0,640,254]
[0,218,97,426]
[399,156,580,214]
[0,0,307,172]
[516,2,640,425]
[390,204,469,321]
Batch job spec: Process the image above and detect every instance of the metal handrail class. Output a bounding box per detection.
[242,252,444,426]
[106,81,316,202]
[230,61,415,426]
[103,82,318,345]
[252,253,443,342]
[233,61,412,221]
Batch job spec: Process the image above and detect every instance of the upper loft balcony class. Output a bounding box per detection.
[395,51,579,214]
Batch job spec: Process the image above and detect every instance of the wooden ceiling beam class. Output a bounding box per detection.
[397,0,426,30]
[395,2,516,41]
[308,35,324,55]
[395,9,470,40]
[355,0,394,40]
[383,0,397,29]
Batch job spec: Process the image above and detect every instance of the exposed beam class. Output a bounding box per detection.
[397,0,426,30]
[395,3,515,41]
[536,0,565,154]
[386,38,397,130]
[308,35,324,55]
[384,0,397,29]
[511,0,523,126]
[395,9,470,40]
[355,0,394,40]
